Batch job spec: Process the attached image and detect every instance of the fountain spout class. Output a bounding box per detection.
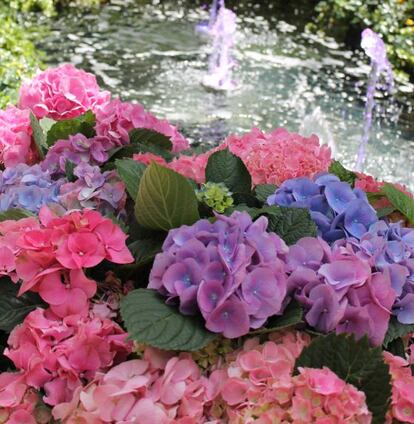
[202,1,237,91]
[356,28,394,172]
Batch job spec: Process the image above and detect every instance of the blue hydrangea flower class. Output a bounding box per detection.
[0,164,64,213]
[267,173,378,242]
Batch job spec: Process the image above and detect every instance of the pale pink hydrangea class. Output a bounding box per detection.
[223,127,332,186]
[133,152,210,184]
[4,307,132,407]
[0,372,49,424]
[19,64,110,121]
[384,352,414,423]
[0,106,37,167]
[206,331,371,423]
[94,99,189,153]
[53,348,210,423]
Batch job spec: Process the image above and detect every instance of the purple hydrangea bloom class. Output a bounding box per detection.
[285,236,395,345]
[58,162,126,216]
[149,211,289,338]
[41,133,113,176]
[0,164,64,213]
[344,220,414,324]
[267,173,378,243]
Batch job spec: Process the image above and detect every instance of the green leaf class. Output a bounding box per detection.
[108,141,173,162]
[39,117,55,134]
[65,160,76,182]
[46,110,96,146]
[121,289,216,351]
[383,316,414,347]
[294,333,391,424]
[329,160,357,186]
[0,279,45,332]
[382,183,414,225]
[128,238,163,268]
[254,184,277,203]
[129,128,173,151]
[267,207,318,245]
[205,149,252,194]
[30,111,47,159]
[249,301,303,335]
[0,209,35,222]
[376,206,396,218]
[135,162,200,231]
[115,159,147,199]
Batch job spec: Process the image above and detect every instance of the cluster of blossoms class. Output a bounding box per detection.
[1,207,133,317]
[222,127,332,186]
[384,352,414,423]
[343,220,414,324]
[19,64,110,121]
[58,162,127,217]
[41,133,113,177]
[0,164,63,213]
[285,236,396,345]
[94,99,189,153]
[196,182,234,213]
[268,173,378,242]
[52,348,209,423]
[0,106,37,167]
[3,307,132,407]
[149,211,289,338]
[206,331,371,423]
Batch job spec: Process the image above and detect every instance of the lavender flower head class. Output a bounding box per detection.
[344,220,414,324]
[148,211,289,338]
[41,133,113,176]
[0,164,64,213]
[268,173,378,243]
[285,236,395,345]
[58,162,126,217]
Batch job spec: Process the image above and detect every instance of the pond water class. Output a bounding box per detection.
[38,0,414,188]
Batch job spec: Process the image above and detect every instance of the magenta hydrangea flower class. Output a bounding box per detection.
[285,236,396,345]
[41,133,113,177]
[94,98,189,153]
[149,211,289,338]
[268,173,378,243]
[19,64,110,121]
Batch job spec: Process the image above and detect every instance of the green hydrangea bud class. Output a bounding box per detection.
[196,182,234,213]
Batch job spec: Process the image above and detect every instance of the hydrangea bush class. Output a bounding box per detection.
[0,64,414,423]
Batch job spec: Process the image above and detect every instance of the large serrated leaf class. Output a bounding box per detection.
[254,184,277,203]
[383,316,414,347]
[267,206,318,245]
[0,279,45,332]
[121,289,216,351]
[382,183,414,226]
[295,333,391,424]
[135,162,200,231]
[329,160,357,186]
[0,209,35,222]
[129,128,173,151]
[30,111,47,159]
[46,110,96,146]
[115,158,146,199]
[205,149,252,194]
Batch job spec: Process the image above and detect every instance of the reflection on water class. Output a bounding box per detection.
[38,0,414,188]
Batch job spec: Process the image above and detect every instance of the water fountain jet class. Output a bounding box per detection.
[356,28,394,172]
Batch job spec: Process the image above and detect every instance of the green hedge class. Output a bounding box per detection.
[309,0,414,78]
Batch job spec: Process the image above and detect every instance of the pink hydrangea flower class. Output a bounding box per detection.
[207,331,371,423]
[53,349,210,423]
[94,99,189,153]
[4,307,132,406]
[384,352,414,423]
[223,127,332,186]
[19,64,110,120]
[0,106,37,167]
[133,152,168,166]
